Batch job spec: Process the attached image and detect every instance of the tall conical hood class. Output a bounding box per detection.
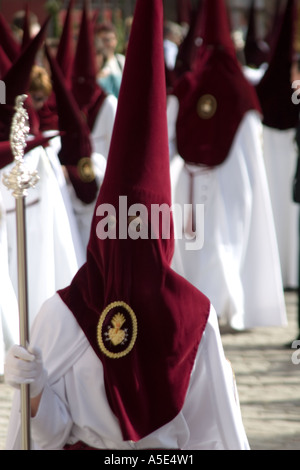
[0,133,57,170]
[256,0,299,130]
[56,0,75,86]
[199,0,235,54]
[2,17,49,105]
[71,0,106,130]
[45,45,98,204]
[0,13,20,62]
[58,0,210,442]
[174,0,261,166]
[0,44,11,79]
[172,0,203,83]
[100,0,172,220]
[21,4,31,51]
[244,0,270,67]
[176,0,193,26]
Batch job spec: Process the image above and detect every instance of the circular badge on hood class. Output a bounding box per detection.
[77,157,96,182]
[197,94,217,119]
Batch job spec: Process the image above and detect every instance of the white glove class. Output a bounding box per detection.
[4,345,48,398]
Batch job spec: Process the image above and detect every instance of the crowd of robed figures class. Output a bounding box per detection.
[0,0,299,451]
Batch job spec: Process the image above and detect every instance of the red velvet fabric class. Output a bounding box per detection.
[59,0,210,442]
[2,17,49,107]
[56,0,75,88]
[0,44,11,79]
[46,46,98,204]
[0,19,50,141]
[0,13,20,62]
[71,0,106,131]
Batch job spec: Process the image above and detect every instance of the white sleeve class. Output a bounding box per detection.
[182,305,249,450]
[31,381,73,450]
[91,95,117,158]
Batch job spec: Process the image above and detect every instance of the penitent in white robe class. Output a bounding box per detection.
[6,293,249,450]
[0,145,79,327]
[169,99,287,330]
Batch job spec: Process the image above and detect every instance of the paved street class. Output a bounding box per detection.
[0,291,300,450]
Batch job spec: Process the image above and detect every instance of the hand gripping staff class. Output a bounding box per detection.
[2,94,39,450]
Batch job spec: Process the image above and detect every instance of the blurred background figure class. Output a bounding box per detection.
[95,37,121,99]
[163,20,184,71]
[168,0,287,331]
[11,8,41,44]
[256,0,300,290]
[95,22,125,98]
[29,64,53,111]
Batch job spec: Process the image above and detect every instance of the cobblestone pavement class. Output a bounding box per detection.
[0,291,299,451]
[221,291,300,450]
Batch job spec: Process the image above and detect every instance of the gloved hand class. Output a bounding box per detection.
[4,345,48,398]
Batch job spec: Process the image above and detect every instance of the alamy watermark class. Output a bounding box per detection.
[95,196,204,251]
[291,340,300,364]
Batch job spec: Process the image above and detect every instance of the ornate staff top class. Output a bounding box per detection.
[2,94,39,199]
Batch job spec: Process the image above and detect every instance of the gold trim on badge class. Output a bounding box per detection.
[97,301,138,359]
[197,94,217,119]
[77,157,95,183]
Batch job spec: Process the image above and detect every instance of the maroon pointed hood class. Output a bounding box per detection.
[173,0,203,79]
[71,0,106,131]
[21,4,31,51]
[56,0,75,86]
[0,17,49,141]
[176,0,193,26]
[244,0,270,67]
[256,0,299,130]
[0,13,20,62]
[173,0,261,167]
[59,0,210,442]
[0,44,11,79]
[38,0,75,132]
[45,45,98,204]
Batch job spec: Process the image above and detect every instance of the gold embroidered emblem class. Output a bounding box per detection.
[197,94,217,119]
[77,157,95,183]
[97,301,138,359]
[108,313,126,345]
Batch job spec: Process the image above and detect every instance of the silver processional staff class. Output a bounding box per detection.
[2,94,39,450]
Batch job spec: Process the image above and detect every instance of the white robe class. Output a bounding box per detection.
[91,94,118,160]
[169,101,286,330]
[6,293,249,450]
[0,145,79,326]
[262,126,299,288]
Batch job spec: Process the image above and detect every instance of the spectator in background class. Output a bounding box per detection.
[163,20,183,70]
[29,65,53,111]
[95,38,122,99]
[95,23,125,98]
